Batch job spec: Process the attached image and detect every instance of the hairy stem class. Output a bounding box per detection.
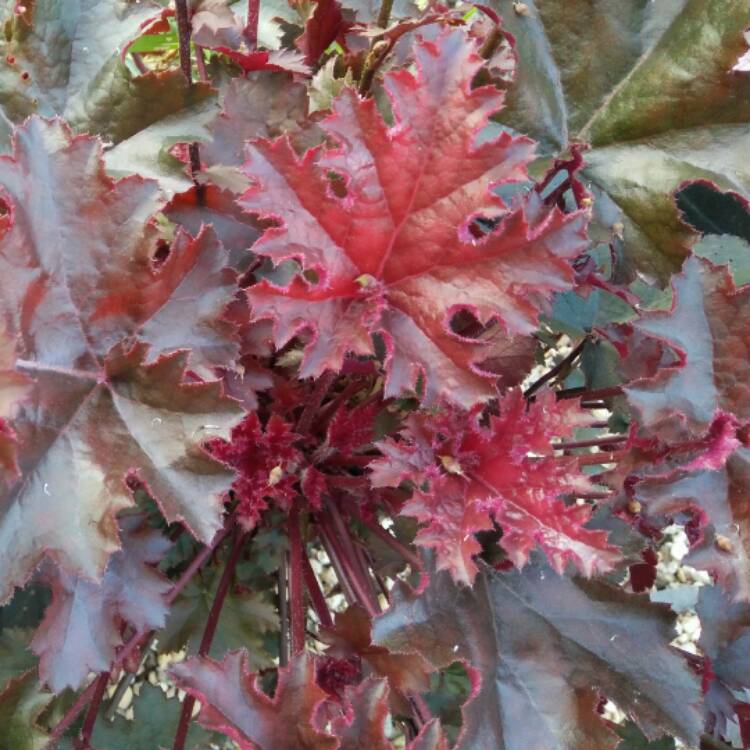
[301,551,334,628]
[45,631,151,748]
[105,632,158,721]
[298,370,336,434]
[478,23,504,60]
[166,525,232,606]
[173,527,250,750]
[553,435,627,450]
[245,0,260,46]
[79,671,110,745]
[131,52,148,74]
[174,0,193,84]
[278,554,290,667]
[45,521,231,749]
[195,45,208,82]
[556,385,623,401]
[326,503,380,613]
[318,522,359,605]
[287,506,307,654]
[173,0,205,204]
[358,39,391,96]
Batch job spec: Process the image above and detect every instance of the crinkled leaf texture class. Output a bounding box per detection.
[320,603,433,696]
[171,651,337,750]
[331,677,448,750]
[240,28,588,407]
[30,514,171,692]
[91,682,219,750]
[622,255,750,595]
[371,390,619,584]
[373,559,703,750]
[0,118,242,603]
[627,255,750,436]
[171,649,446,750]
[0,669,51,750]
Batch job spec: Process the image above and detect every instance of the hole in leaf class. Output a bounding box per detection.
[326,171,347,199]
[463,215,502,242]
[449,308,486,339]
[303,268,320,284]
[676,181,750,243]
[152,239,170,266]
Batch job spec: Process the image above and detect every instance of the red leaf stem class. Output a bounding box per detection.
[298,371,337,435]
[195,45,208,82]
[165,525,232,606]
[326,503,380,613]
[44,631,151,748]
[317,522,359,605]
[278,554,290,667]
[553,435,627,450]
[44,526,233,748]
[301,546,334,628]
[287,505,307,654]
[172,527,251,750]
[245,0,260,46]
[174,0,193,84]
[557,386,624,401]
[80,671,110,746]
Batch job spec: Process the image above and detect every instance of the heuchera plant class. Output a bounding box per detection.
[0,0,749,748]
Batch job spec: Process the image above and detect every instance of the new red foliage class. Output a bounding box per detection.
[1,4,749,750]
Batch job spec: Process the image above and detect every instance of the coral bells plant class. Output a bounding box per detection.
[1,0,750,749]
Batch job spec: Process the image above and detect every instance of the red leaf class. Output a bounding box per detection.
[627,255,750,438]
[201,73,311,175]
[636,448,750,599]
[320,603,433,696]
[0,119,243,600]
[373,561,703,749]
[31,515,170,692]
[331,677,449,750]
[206,413,303,528]
[0,418,20,480]
[217,47,310,75]
[297,0,350,64]
[326,401,379,457]
[376,390,619,584]
[191,0,245,49]
[170,651,337,750]
[240,29,588,406]
[330,677,392,750]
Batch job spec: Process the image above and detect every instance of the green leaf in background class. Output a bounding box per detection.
[496,0,750,278]
[0,670,51,750]
[677,181,750,243]
[160,565,278,666]
[0,627,36,687]
[615,721,676,750]
[674,180,750,287]
[693,234,750,287]
[549,288,635,337]
[92,683,219,750]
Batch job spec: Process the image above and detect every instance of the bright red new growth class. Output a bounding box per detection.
[240,29,588,407]
[374,390,619,584]
[0,4,748,750]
